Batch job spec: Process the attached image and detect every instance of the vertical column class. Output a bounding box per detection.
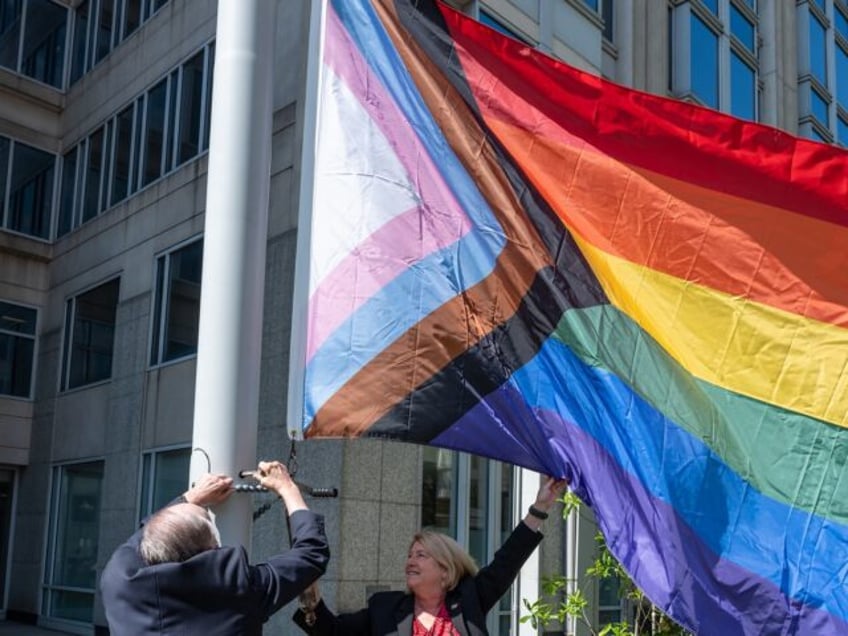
[517,468,541,636]
[191,0,277,549]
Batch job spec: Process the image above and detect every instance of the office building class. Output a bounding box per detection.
[0,0,842,633]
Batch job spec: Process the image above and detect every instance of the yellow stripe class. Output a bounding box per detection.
[575,236,848,428]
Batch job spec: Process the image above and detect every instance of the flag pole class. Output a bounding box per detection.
[190,0,277,549]
[287,0,328,441]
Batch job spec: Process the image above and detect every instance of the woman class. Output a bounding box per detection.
[293,476,567,635]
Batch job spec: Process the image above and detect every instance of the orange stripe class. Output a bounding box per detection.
[486,118,848,328]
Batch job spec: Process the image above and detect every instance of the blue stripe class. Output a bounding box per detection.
[304,0,507,426]
[433,334,848,624]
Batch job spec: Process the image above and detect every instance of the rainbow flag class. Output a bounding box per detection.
[288,0,848,632]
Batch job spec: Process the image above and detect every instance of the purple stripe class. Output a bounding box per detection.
[433,385,848,635]
[308,5,473,360]
[306,203,467,358]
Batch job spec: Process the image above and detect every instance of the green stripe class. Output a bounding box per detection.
[555,305,848,525]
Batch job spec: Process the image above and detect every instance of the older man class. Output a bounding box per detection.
[100,460,329,635]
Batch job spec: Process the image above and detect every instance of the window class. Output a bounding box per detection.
[0,301,36,398]
[7,140,55,239]
[43,461,104,623]
[150,238,202,365]
[479,10,525,43]
[0,469,13,609]
[177,52,205,165]
[58,41,214,237]
[672,1,760,121]
[598,574,623,625]
[691,13,719,108]
[0,0,67,89]
[60,278,120,391]
[809,13,827,84]
[69,0,172,85]
[798,0,848,143]
[421,450,517,635]
[839,114,848,145]
[110,103,135,206]
[139,446,191,520]
[0,136,57,240]
[580,0,614,41]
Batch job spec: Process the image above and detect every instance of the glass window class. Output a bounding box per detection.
[702,0,719,15]
[0,136,9,223]
[0,469,13,607]
[810,14,827,85]
[811,86,829,124]
[61,278,120,390]
[598,575,623,625]
[581,0,599,10]
[150,238,203,365]
[123,0,142,40]
[164,69,178,172]
[21,0,67,88]
[110,103,134,206]
[81,127,105,223]
[691,13,719,108]
[730,3,754,52]
[69,0,89,84]
[43,461,104,623]
[731,51,756,120]
[0,301,36,397]
[837,6,848,42]
[837,45,848,108]
[142,79,167,187]
[0,0,22,72]
[807,125,828,142]
[139,447,191,519]
[57,147,78,238]
[421,448,456,535]
[177,51,204,165]
[602,0,613,41]
[479,11,523,42]
[202,42,214,151]
[838,115,848,145]
[7,141,55,239]
[94,0,114,64]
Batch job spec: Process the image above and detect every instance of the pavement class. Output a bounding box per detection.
[0,622,72,635]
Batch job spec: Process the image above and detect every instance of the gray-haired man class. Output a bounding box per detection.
[100,461,329,635]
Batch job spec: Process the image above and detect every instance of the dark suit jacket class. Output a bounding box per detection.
[293,522,543,636]
[101,505,329,635]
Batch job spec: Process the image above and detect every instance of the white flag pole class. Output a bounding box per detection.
[287,0,328,441]
[190,0,277,548]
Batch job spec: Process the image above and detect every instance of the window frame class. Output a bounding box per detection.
[0,299,38,399]
[59,277,121,392]
[671,0,761,121]
[149,236,203,368]
[137,445,191,522]
[41,459,105,627]
[57,40,214,238]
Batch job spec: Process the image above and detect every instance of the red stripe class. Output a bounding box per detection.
[438,4,848,228]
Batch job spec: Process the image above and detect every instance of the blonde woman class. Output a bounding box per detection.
[294,476,567,636]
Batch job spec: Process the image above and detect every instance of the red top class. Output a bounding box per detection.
[412,604,460,636]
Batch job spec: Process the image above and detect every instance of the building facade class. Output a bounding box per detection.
[0,0,842,634]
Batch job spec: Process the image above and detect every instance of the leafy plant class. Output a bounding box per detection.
[521,493,691,636]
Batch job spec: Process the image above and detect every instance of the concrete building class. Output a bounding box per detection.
[0,0,843,634]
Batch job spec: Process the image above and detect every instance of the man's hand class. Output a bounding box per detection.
[251,460,308,513]
[184,473,234,506]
